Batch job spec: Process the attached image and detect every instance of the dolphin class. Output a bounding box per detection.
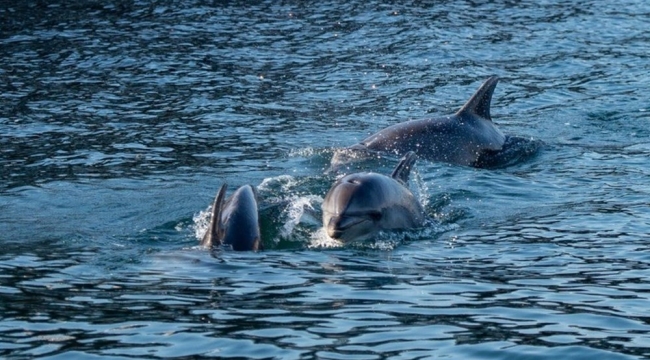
[331,76,515,169]
[322,151,425,243]
[201,184,263,251]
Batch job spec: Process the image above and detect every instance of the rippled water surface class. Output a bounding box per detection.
[1,0,650,358]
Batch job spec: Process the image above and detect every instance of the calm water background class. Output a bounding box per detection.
[1,0,650,358]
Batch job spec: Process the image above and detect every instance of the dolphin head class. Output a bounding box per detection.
[322,173,389,243]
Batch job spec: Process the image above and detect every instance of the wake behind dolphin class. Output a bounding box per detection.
[202,184,263,251]
[330,76,539,170]
[322,151,425,243]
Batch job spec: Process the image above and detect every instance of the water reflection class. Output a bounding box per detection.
[2,242,649,358]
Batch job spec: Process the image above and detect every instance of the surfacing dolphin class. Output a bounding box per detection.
[202,184,263,251]
[330,76,535,170]
[322,151,425,243]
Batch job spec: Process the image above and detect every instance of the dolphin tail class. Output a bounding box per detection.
[201,183,228,247]
[391,151,418,184]
[455,76,499,121]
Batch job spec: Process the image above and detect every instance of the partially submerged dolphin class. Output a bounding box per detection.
[202,184,263,251]
[331,76,530,169]
[322,151,425,243]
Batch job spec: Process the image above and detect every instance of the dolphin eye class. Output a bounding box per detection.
[369,211,382,221]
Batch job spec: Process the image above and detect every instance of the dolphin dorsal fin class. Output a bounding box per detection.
[201,184,228,247]
[248,184,259,202]
[455,76,499,121]
[391,151,418,184]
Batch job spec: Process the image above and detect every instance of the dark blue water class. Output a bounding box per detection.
[2,0,650,358]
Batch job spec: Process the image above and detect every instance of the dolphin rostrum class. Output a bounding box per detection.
[331,76,514,169]
[322,151,425,243]
[202,184,263,251]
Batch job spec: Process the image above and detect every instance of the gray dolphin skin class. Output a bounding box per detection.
[322,151,425,243]
[331,76,507,169]
[201,184,263,251]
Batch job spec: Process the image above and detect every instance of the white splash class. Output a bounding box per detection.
[288,147,318,158]
[308,228,344,248]
[280,194,323,239]
[409,168,430,209]
[192,206,211,241]
[258,174,298,193]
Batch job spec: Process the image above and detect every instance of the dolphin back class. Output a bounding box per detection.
[455,75,498,121]
[330,76,506,168]
[223,185,263,251]
[201,184,263,251]
[391,151,417,184]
